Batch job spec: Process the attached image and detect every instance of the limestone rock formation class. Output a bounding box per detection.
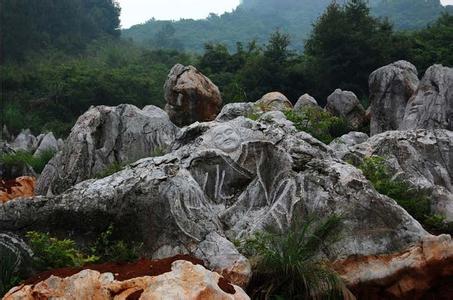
[400,64,453,130]
[4,260,249,300]
[216,103,255,122]
[329,132,369,160]
[0,176,36,203]
[369,61,419,136]
[255,92,293,112]
[294,93,318,111]
[33,132,58,157]
[164,64,223,126]
[347,129,453,221]
[11,129,36,152]
[36,104,179,196]
[326,89,366,130]
[0,233,34,279]
[334,234,453,299]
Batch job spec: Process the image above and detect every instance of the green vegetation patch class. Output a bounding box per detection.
[0,149,55,174]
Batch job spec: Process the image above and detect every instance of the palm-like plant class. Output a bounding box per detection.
[243,215,354,300]
[0,247,20,297]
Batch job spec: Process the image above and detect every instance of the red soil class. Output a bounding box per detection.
[23,255,236,295]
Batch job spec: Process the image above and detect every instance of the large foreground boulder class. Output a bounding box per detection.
[164,64,223,126]
[369,61,419,136]
[36,104,179,196]
[4,260,249,300]
[400,64,453,130]
[325,89,366,130]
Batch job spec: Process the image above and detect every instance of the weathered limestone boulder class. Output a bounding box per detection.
[400,64,453,130]
[255,92,293,112]
[4,261,249,300]
[216,102,255,122]
[33,132,58,157]
[326,89,366,130]
[0,233,34,279]
[369,61,419,136]
[334,234,453,299]
[36,104,179,196]
[164,64,223,126]
[329,132,369,159]
[347,129,453,221]
[0,176,35,203]
[11,129,36,152]
[294,93,318,111]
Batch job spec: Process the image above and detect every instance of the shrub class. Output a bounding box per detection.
[90,225,142,263]
[0,149,55,174]
[241,215,353,299]
[285,107,350,144]
[358,156,436,229]
[0,248,21,297]
[26,231,98,271]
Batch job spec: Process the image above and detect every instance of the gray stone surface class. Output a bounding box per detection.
[294,93,318,111]
[165,64,222,126]
[216,103,255,122]
[400,65,453,130]
[369,61,419,136]
[33,132,58,157]
[0,232,34,278]
[326,89,366,130]
[11,129,36,152]
[329,132,369,160]
[36,104,179,196]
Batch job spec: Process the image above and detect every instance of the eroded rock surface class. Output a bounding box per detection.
[164,64,223,126]
[255,92,293,112]
[11,129,36,152]
[33,132,58,157]
[294,93,318,111]
[4,260,249,300]
[36,104,179,196]
[369,61,419,136]
[400,64,453,130]
[326,89,366,130]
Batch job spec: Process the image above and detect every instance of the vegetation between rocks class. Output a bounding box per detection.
[0,248,21,297]
[0,149,55,174]
[239,215,352,299]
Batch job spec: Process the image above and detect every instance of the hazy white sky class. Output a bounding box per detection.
[118,0,453,29]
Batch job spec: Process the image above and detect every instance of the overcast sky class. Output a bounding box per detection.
[118,0,453,29]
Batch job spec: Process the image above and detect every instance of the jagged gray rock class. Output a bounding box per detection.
[11,129,36,152]
[326,89,366,130]
[347,129,453,221]
[216,102,255,122]
[1,115,428,277]
[164,64,223,126]
[33,132,58,157]
[329,132,369,159]
[36,104,179,196]
[369,61,419,136]
[294,93,318,111]
[400,64,453,130]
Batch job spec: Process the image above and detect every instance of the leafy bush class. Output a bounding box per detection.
[26,231,98,271]
[95,162,125,179]
[285,107,350,144]
[0,149,55,174]
[358,156,439,230]
[90,225,142,263]
[241,215,352,299]
[0,248,21,297]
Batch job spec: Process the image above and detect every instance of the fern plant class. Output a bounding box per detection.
[242,215,353,300]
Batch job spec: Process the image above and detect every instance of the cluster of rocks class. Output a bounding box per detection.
[9,130,62,157]
[2,62,453,299]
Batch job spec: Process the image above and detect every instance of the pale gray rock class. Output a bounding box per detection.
[294,93,318,111]
[216,102,255,122]
[326,89,366,130]
[400,65,453,130]
[164,64,222,126]
[348,129,453,221]
[369,61,419,136]
[33,132,58,157]
[11,129,36,152]
[36,104,179,196]
[255,92,293,112]
[329,132,370,160]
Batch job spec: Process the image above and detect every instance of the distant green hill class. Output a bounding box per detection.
[122,0,453,52]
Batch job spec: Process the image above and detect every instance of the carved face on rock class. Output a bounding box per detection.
[211,124,241,153]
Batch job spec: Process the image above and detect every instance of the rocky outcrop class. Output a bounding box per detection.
[400,64,453,130]
[255,92,293,112]
[0,176,35,203]
[369,61,419,136]
[326,89,366,130]
[36,104,179,196]
[329,132,369,160]
[294,93,318,111]
[33,132,58,157]
[10,129,36,152]
[4,260,249,300]
[334,235,453,300]
[165,64,223,126]
[346,129,453,221]
[216,103,255,122]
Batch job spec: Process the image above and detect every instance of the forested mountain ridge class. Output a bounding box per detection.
[123,0,453,52]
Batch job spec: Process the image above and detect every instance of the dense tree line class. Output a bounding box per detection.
[123,0,453,53]
[0,0,121,62]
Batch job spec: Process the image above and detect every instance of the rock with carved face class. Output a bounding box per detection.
[164,64,223,126]
[400,64,453,130]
